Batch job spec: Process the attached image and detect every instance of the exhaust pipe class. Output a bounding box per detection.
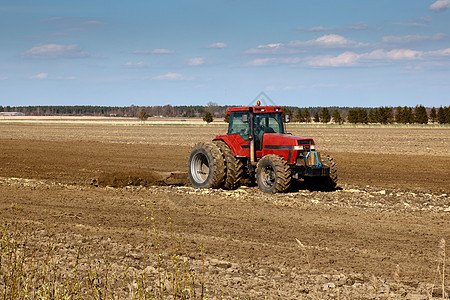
[248,109,257,166]
[250,139,256,166]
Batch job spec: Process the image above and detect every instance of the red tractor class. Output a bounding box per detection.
[188,104,337,193]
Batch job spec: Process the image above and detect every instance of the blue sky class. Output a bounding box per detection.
[1,0,450,107]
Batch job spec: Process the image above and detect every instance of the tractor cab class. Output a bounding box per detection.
[226,105,285,151]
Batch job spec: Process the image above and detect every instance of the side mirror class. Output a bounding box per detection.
[285,114,290,123]
[242,114,248,123]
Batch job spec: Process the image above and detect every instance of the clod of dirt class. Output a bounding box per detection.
[92,171,166,188]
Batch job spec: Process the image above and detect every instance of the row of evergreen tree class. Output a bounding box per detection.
[2,104,450,124]
[281,105,450,124]
[0,105,209,118]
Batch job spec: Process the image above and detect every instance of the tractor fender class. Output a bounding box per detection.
[213,134,250,158]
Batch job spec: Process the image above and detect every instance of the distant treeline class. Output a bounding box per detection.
[1,104,450,124]
[283,105,450,125]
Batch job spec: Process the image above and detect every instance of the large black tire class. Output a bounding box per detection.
[214,140,244,190]
[305,154,338,191]
[320,154,338,190]
[256,155,291,193]
[188,142,225,189]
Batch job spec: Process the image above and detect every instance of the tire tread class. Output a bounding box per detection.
[188,142,225,189]
[256,154,291,193]
[214,140,244,190]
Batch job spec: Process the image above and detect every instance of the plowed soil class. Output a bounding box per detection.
[1,123,449,299]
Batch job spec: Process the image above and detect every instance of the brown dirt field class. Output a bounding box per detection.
[1,124,449,298]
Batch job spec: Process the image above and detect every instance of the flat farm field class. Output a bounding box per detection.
[1,122,449,299]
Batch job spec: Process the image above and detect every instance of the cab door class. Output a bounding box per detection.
[228,111,250,141]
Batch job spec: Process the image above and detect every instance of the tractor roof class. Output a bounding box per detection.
[227,106,282,114]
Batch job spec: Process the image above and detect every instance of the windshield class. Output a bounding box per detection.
[254,113,284,135]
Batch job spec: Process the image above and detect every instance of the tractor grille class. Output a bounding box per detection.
[297,139,313,145]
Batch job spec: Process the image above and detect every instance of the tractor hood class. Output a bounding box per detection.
[263,133,315,147]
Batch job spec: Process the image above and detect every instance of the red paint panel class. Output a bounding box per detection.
[214,134,250,157]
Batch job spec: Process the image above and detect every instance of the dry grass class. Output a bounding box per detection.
[295,238,311,268]
[0,209,211,299]
[436,238,448,299]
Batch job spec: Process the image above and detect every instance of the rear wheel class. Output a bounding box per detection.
[256,155,291,193]
[188,142,225,188]
[214,140,244,190]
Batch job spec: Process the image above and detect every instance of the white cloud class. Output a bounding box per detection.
[246,58,274,66]
[306,52,361,67]
[22,44,89,59]
[259,43,283,49]
[133,50,152,54]
[395,16,432,27]
[246,43,287,54]
[382,33,446,44]
[290,34,368,48]
[152,49,175,54]
[371,49,423,60]
[427,48,450,56]
[317,34,351,46]
[245,43,287,54]
[306,49,424,67]
[306,26,332,32]
[30,73,48,79]
[248,45,450,68]
[123,61,148,68]
[152,72,186,80]
[0,76,8,81]
[246,34,367,54]
[297,23,375,32]
[246,57,301,66]
[187,57,205,66]
[206,42,227,49]
[347,22,373,30]
[430,0,450,11]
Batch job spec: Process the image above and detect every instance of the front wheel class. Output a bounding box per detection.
[188,142,225,189]
[321,154,337,189]
[256,155,291,193]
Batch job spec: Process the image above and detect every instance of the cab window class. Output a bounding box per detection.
[228,111,249,140]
